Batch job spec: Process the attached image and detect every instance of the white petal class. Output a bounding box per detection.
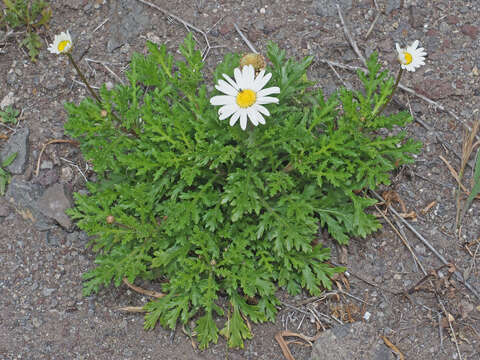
[253,104,270,116]
[229,111,240,126]
[47,44,58,54]
[257,86,280,98]
[210,95,235,106]
[222,74,240,91]
[239,109,248,130]
[253,72,272,92]
[247,107,259,126]
[216,80,238,96]
[395,43,402,53]
[256,96,279,105]
[255,70,266,84]
[218,105,239,120]
[243,65,255,86]
[411,40,419,50]
[234,67,244,89]
[256,111,266,125]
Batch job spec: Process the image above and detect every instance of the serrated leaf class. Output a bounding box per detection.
[196,311,219,349]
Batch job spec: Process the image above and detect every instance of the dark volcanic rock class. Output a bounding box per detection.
[0,127,29,175]
[107,0,151,52]
[5,176,54,230]
[36,183,73,230]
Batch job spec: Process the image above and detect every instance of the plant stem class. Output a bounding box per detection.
[67,52,129,131]
[373,67,404,119]
[67,53,102,104]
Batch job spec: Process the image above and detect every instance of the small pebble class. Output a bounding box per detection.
[60,166,74,182]
[40,160,54,170]
[363,311,371,321]
[42,288,55,297]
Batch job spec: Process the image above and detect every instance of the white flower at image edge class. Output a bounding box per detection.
[210,65,280,130]
[395,40,426,72]
[47,31,73,54]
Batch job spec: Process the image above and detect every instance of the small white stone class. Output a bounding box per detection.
[259,7,266,14]
[0,91,16,110]
[363,311,371,321]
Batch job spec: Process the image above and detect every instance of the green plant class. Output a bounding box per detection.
[0,105,20,124]
[0,152,16,195]
[64,35,421,348]
[0,0,51,61]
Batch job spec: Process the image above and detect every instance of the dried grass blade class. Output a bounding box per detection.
[381,336,405,360]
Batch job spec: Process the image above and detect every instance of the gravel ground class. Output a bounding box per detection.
[1,0,480,359]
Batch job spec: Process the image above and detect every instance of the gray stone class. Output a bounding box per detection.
[5,176,54,230]
[36,183,73,230]
[0,91,16,110]
[45,229,61,247]
[0,127,29,175]
[32,317,42,328]
[33,168,59,187]
[7,69,17,86]
[66,231,89,248]
[311,322,394,360]
[60,166,74,183]
[107,0,151,52]
[386,0,401,14]
[40,160,54,170]
[312,0,352,17]
[0,198,10,217]
[42,288,55,297]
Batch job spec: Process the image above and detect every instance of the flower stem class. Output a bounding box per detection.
[67,53,102,104]
[373,67,404,119]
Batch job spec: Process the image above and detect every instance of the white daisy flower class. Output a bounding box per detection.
[48,31,73,54]
[210,65,280,130]
[395,40,426,72]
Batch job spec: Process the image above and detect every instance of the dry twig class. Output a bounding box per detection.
[122,277,165,298]
[375,204,427,275]
[233,23,258,54]
[92,18,109,34]
[365,13,380,40]
[436,296,463,360]
[275,330,322,360]
[35,139,79,177]
[59,157,89,183]
[421,201,437,215]
[136,0,212,59]
[371,190,480,301]
[337,4,366,65]
[116,306,146,313]
[439,155,480,199]
[381,336,405,360]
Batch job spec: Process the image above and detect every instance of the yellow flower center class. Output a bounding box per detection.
[403,52,413,65]
[58,40,71,52]
[236,89,256,108]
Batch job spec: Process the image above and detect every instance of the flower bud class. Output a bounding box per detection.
[240,53,266,74]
